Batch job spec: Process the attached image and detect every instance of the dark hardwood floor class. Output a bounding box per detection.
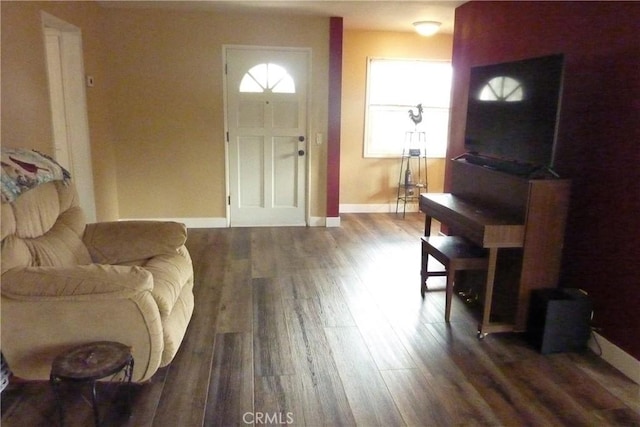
[2,213,639,426]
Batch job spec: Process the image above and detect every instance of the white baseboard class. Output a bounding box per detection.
[119,217,227,228]
[589,332,639,384]
[120,217,335,228]
[184,217,228,228]
[339,203,419,213]
[325,216,341,227]
[305,216,323,227]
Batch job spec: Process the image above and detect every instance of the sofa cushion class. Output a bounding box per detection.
[24,218,92,267]
[83,221,187,265]
[160,278,194,366]
[1,235,31,272]
[141,247,193,319]
[1,201,16,241]
[10,183,61,239]
[1,181,91,273]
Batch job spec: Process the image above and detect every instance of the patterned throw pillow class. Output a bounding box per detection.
[1,148,71,203]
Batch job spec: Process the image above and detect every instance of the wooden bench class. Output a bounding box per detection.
[421,236,489,321]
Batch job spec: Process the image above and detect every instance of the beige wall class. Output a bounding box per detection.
[2,2,329,222]
[341,30,453,207]
[2,3,451,221]
[1,1,119,221]
[102,8,330,220]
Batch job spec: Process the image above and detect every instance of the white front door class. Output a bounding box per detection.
[225,47,309,226]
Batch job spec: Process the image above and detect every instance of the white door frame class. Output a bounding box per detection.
[41,12,96,223]
[222,45,311,227]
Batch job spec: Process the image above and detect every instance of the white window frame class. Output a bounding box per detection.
[363,57,452,158]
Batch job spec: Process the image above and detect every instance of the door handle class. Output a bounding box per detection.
[298,150,305,156]
[298,136,305,142]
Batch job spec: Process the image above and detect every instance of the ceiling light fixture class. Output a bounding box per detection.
[413,21,441,37]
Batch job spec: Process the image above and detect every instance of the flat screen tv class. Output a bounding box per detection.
[464,54,565,170]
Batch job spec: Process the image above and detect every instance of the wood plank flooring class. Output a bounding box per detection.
[2,213,639,426]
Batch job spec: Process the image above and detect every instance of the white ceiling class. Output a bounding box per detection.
[99,1,466,34]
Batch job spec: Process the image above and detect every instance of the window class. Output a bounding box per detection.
[478,76,524,102]
[364,58,452,158]
[239,63,295,93]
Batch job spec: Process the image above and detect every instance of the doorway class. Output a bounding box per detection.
[224,46,309,226]
[42,12,96,223]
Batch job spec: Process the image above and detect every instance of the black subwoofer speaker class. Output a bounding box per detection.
[526,288,592,354]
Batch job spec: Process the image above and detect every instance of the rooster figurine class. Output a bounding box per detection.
[408,104,423,129]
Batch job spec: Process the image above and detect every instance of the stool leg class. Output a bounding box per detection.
[91,381,100,427]
[124,357,134,416]
[50,375,64,427]
[445,271,454,322]
[421,240,428,297]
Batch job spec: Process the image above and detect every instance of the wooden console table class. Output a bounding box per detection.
[420,159,571,337]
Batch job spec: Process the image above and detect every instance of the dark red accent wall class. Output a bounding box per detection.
[449,1,640,359]
[327,17,343,218]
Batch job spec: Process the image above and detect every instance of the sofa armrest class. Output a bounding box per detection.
[1,264,153,301]
[1,265,164,382]
[83,221,187,264]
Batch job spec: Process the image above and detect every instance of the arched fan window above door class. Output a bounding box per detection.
[239,63,296,93]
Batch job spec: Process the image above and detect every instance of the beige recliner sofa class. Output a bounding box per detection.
[1,179,194,382]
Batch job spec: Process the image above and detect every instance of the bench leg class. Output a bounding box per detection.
[420,239,430,296]
[445,271,454,322]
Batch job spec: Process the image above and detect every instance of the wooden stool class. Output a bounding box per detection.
[421,236,489,321]
[50,341,134,426]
